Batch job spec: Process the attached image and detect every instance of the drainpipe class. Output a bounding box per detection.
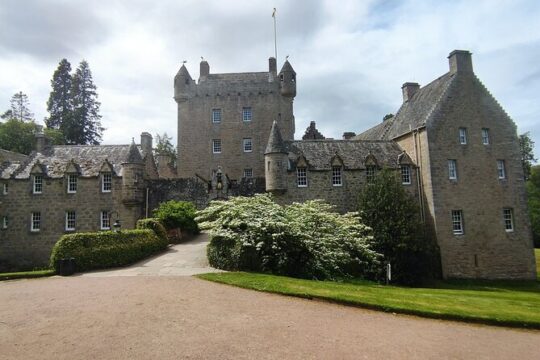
[413,128,426,223]
[145,187,149,218]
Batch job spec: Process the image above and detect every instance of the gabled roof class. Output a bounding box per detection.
[125,140,144,164]
[0,148,28,163]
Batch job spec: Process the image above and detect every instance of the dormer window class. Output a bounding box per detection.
[401,165,411,185]
[67,174,77,193]
[297,167,307,187]
[366,166,376,183]
[332,166,342,186]
[33,175,43,194]
[102,172,112,192]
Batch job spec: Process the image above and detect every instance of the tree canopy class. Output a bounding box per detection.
[0,119,64,155]
[155,132,177,164]
[519,132,536,181]
[8,91,34,122]
[45,59,73,131]
[527,165,540,248]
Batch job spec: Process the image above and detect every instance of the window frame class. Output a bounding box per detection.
[497,160,506,180]
[448,160,457,180]
[503,208,514,232]
[366,165,376,183]
[67,174,78,193]
[482,128,490,145]
[212,108,222,123]
[31,212,41,232]
[400,165,411,185]
[243,168,253,178]
[2,183,7,195]
[212,139,222,154]
[101,172,112,193]
[242,107,252,122]
[33,175,43,194]
[451,210,464,235]
[65,211,76,231]
[243,138,253,153]
[332,166,343,187]
[2,216,7,229]
[458,127,467,145]
[297,167,307,187]
[101,211,111,230]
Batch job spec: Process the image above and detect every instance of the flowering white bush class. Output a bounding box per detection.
[196,194,382,280]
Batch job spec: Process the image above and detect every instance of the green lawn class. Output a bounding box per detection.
[0,269,55,281]
[198,272,540,329]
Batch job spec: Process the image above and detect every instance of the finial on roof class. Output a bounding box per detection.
[182,60,187,64]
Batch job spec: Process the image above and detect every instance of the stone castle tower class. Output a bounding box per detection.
[174,57,296,180]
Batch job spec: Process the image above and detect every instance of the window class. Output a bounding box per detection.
[33,175,43,194]
[102,173,112,192]
[482,128,490,145]
[297,167,307,187]
[366,165,376,183]
[459,127,467,144]
[332,166,342,186]
[401,165,411,185]
[212,109,222,123]
[67,174,77,193]
[503,208,514,232]
[242,107,252,122]
[448,160,457,180]
[243,138,253,152]
[31,212,41,232]
[212,139,222,154]
[65,211,76,231]
[243,168,253,178]
[497,160,506,179]
[2,216,7,229]
[2,183,7,195]
[101,211,110,230]
[452,210,463,235]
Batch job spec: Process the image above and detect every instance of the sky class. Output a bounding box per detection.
[1,0,540,158]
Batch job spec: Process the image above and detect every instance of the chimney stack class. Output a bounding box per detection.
[401,82,420,102]
[269,57,277,74]
[200,60,210,79]
[342,132,356,140]
[140,132,153,155]
[35,133,50,153]
[448,50,473,74]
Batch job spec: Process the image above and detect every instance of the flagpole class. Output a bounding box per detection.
[273,8,278,60]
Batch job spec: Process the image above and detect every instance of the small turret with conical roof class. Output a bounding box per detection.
[174,63,193,102]
[122,139,144,205]
[279,60,296,98]
[265,121,288,192]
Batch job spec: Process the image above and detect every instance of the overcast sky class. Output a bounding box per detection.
[1,0,539,158]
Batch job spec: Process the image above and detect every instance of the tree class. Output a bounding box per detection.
[155,132,177,164]
[45,59,73,131]
[9,91,34,122]
[0,119,65,154]
[67,60,103,144]
[358,168,440,285]
[527,165,540,248]
[519,132,536,180]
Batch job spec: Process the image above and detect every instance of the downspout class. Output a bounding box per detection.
[145,187,149,218]
[413,128,426,223]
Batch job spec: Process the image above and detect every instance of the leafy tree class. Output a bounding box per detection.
[1,110,13,120]
[520,132,536,180]
[527,165,540,248]
[9,91,34,122]
[155,132,177,164]
[67,60,103,144]
[44,127,66,146]
[153,200,199,233]
[358,168,440,285]
[0,118,64,154]
[45,59,73,132]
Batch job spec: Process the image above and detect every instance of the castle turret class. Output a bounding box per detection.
[200,59,209,80]
[122,139,145,205]
[174,64,192,102]
[278,60,296,98]
[264,121,288,192]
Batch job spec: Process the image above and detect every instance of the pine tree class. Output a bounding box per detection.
[67,60,103,145]
[9,91,34,122]
[45,59,73,131]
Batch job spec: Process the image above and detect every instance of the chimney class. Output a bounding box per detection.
[342,132,356,140]
[35,133,50,153]
[140,132,152,155]
[269,57,277,74]
[448,50,473,74]
[200,60,210,79]
[401,82,420,102]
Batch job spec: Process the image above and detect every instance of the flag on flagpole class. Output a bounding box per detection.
[272,8,276,17]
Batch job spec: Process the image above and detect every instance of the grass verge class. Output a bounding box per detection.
[197,272,540,329]
[0,269,56,281]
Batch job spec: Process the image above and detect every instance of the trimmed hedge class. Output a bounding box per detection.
[136,218,168,242]
[50,229,168,272]
[153,200,200,234]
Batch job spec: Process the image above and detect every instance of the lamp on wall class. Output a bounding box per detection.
[109,211,121,232]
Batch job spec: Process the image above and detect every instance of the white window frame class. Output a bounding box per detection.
[2,183,7,195]
[31,212,41,232]
[102,172,112,193]
[497,160,506,180]
[2,216,7,229]
[332,166,342,186]
[243,138,253,153]
[33,175,43,194]
[242,107,252,122]
[459,127,467,145]
[503,208,514,232]
[65,211,76,231]
[366,165,376,183]
[452,210,463,235]
[243,168,253,178]
[212,109,222,123]
[101,211,110,230]
[67,174,77,193]
[448,160,457,180]
[297,167,307,187]
[482,128,490,145]
[212,139,222,154]
[401,165,411,185]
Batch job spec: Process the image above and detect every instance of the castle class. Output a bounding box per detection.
[0,50,536,280]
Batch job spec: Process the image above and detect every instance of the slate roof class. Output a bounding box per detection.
[0,149,28,163]
[285,140,403,170]
[356,72,455,140]
[3,144,144,179]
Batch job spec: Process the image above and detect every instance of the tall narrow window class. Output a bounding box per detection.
[67,174,77,193]
[102,172,112,192]
[497,160,506,179]
[65,211,76,231]
[2,216,7,229]
[212,109,222,123]
[297,167,307,187]
[243,138,253,152]
[459,128,467,144]
[452,210,463,235]
[242,107,252,122]
[503,208,514,232]
[212,139,222,154]
[31,212,41,232]
[400,165,411,185]
[33,175,43,194]
[101,211,110,230]
[2,183,7,195]
[332,166,342,186]
[448,160,457,180]
[366,165,376,183]
[482,128,490,145]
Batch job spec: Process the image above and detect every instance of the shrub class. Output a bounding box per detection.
[153,200,199,234]
[137,218,168,242]
[197,194,381,280]
[50,229,168,272]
